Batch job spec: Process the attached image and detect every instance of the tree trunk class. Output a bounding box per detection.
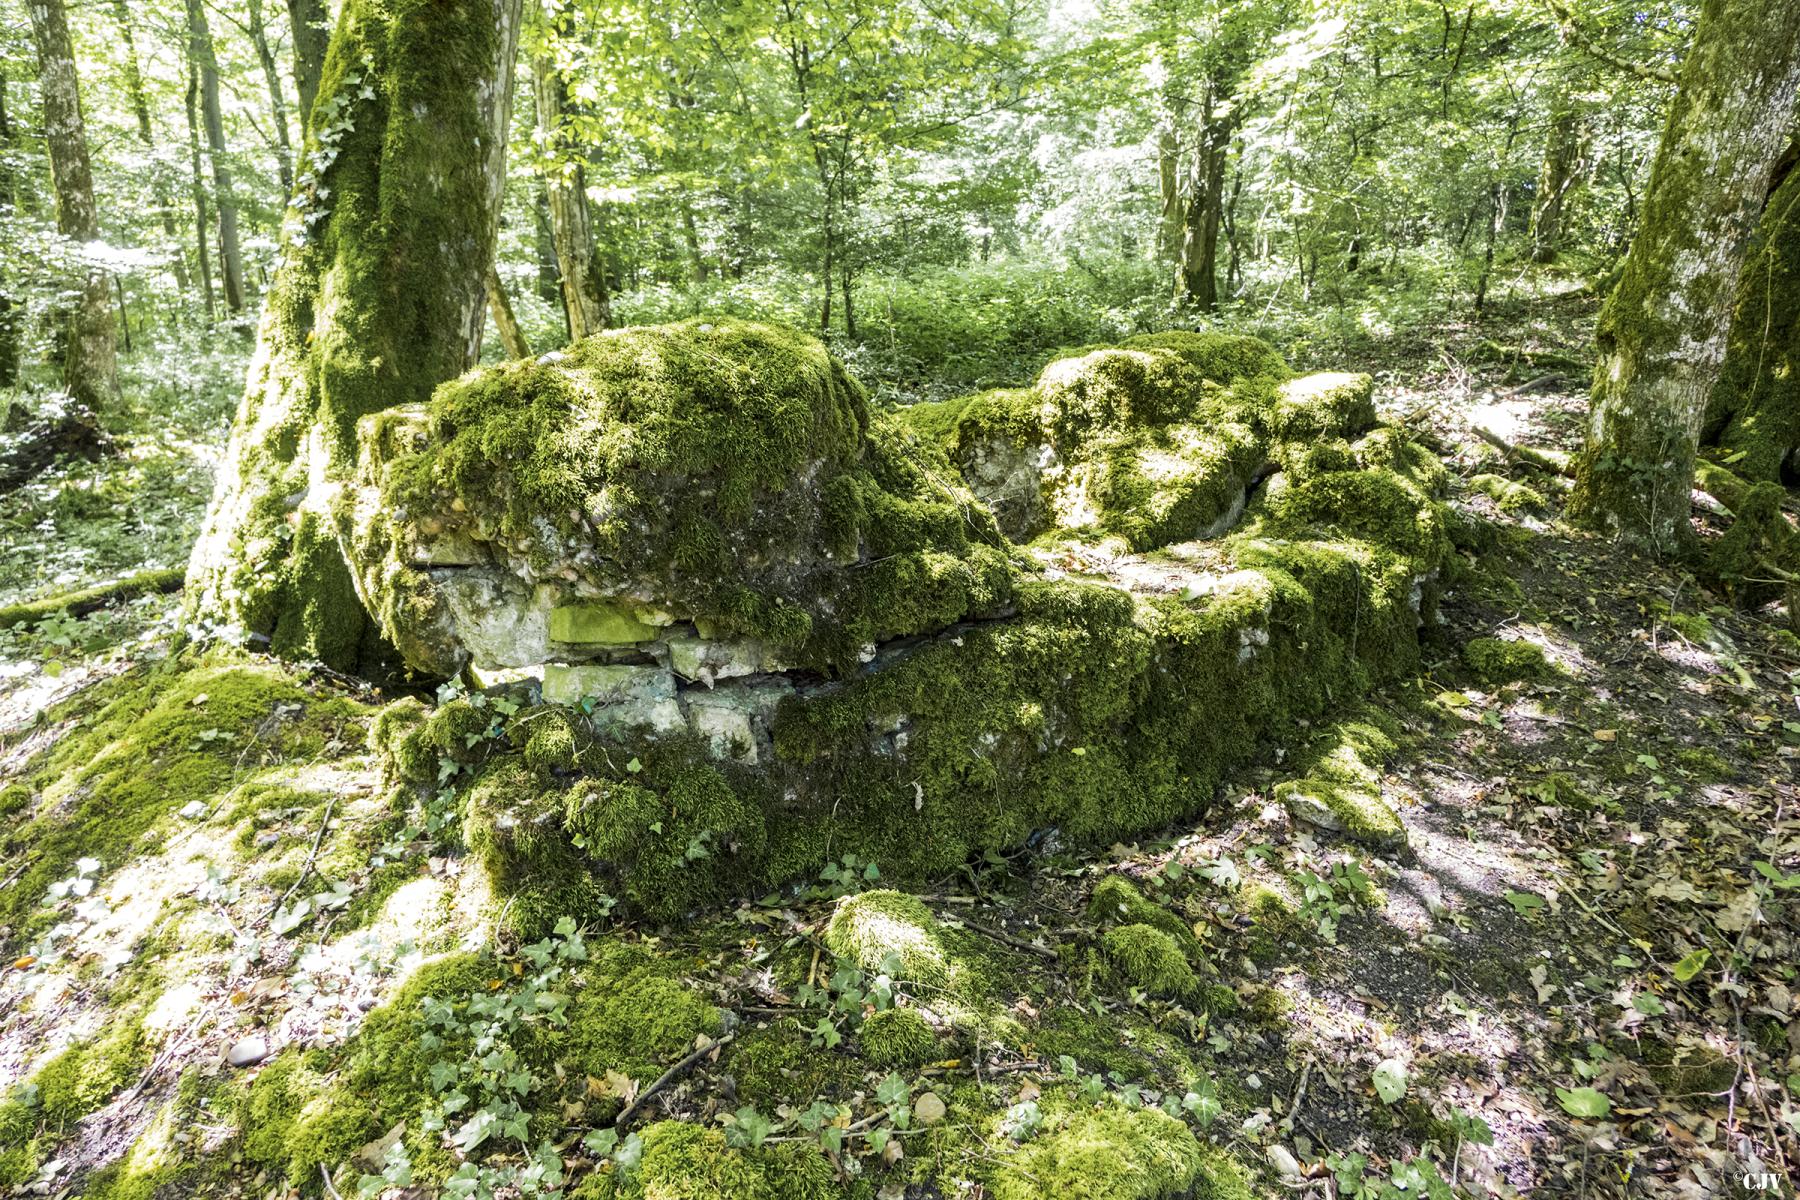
[287,0,329,132]
[1529,102,1582,263]
[1157,124,1181,263]
[0,70,19,388]
[109,0,191,293]
[248,0,296,194]
[534,187,561,305]
[185,0,524,672]
[27,0,118,411]
[185,66,218,321]
[1175,89,1231,311]
[187,0,246,313]
[486,263,530,358]
[1700,134,1800,480]
[1569,0,1800,551]
[533,39,610,340]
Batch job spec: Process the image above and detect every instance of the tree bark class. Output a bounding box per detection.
[533,30,610,340]
[486,263,530,359]
[287,0,329,132]
[248,0,297,194]
[1569,0,1800,550]
[1529,101,1582,263]
[1700,134,1800,480]
[1175,86,1232,311]
[186,0,524,671]
[27,0,118,411]
[186,0,246,313]
[185,64,218,321]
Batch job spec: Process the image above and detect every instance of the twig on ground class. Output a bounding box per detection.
[614,1033,736,1131]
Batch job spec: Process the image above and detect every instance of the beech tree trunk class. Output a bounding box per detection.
[184,64,218,321]
[1700,134,1800,480]
[1569,0,1800,550]
[187,0,246,313]
[0,70,20,387]
[27,0,119,411]
[534,33,610,340]
[1157,124,1181,264]
[186,0,524,671]
[287,0,329,132]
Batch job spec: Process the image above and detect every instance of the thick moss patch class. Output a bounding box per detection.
[987,1101,1208,1200]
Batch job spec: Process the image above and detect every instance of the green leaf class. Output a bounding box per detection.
[1671,948,1710,983]
[1555,1086,1611,1118]
[1505,890,1545,916]
[1371,1058,1408,1105]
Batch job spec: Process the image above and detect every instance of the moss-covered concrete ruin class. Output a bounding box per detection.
[341,318,1453,931]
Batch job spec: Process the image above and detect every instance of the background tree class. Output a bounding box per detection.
[1568,0,1800,549]
[26,0,116,410]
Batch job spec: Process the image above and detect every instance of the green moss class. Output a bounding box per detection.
[1275,717,1405,848]
[989,1100,1206,1200]
[726,1026,863,1102]
[0,656,368,940]
[548,942,723,1083]
[1463,636,1553,684]
[0,1009,153,1187]
[824,890,949,986]
[240,1053,378,1187]
[860,1006,938,1067]
[1470,472,1547,514]
[572,1119,842,1200]
[1087,876,1197,950]
[1100,925,1199,998]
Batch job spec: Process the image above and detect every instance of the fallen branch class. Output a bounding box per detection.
[0,566,185,631]
[1470,425,1572,476]
[264,795,337,924]
[614,1032,735,1131]
[950,915,1061,961]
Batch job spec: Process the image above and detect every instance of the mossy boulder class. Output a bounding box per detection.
[906,331,1377,549]
[825,890,950,986]
[344,318,1014,678]
[1463,636,1553,684]
[1100,924,1200,998]
[1276,717,1406,849]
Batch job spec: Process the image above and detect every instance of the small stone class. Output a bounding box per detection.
[178,800,208,820]
[913,1092,947,1126]
[1267,1144,1303,1181]
[226,1034,270,1067]
[550,602,657,644]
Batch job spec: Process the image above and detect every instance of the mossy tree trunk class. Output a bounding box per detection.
[186,0,524,671]
[27,0,119,412]
[287,0,329,132]
[1174,83,1233,312]
[1528,98,1582,263]
[247,0,297,195]
[1568,0,1800,551]
[1701,133,1800,480]
[108,0,190,293]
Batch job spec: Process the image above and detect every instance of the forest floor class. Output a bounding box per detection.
[0,292,1796,1199]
